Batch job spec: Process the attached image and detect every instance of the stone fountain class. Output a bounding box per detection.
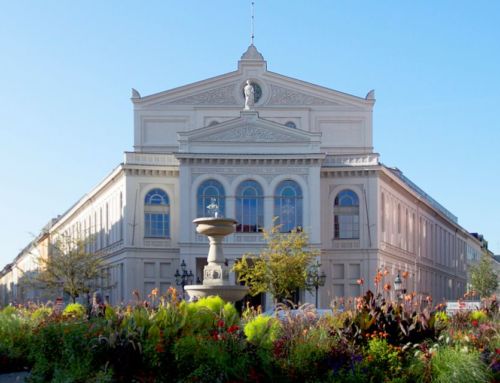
[184,200,249,302]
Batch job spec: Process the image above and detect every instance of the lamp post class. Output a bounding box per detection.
[306,260,327,307]
[174,260,194,297]
[394,272,403,302]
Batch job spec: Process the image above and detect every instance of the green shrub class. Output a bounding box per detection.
[0,307,32,373]
[31,307,52,324]
[363,337,404,382]
[433,346,491,383]
[62,303,86,319]
[244,315,280,348]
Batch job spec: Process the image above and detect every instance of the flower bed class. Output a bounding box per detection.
[0,290,498,382]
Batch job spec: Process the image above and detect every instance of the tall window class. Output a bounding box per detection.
[236,180,264,233]
[197,179,225,217]
[144,189,170,238]
[274,180,302,232]
[334,189,360,239]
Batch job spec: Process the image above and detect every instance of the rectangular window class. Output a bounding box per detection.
[145,213,169,238]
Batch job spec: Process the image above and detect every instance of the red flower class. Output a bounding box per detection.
[227,325,239,334]
[472,320,479,327]
[383,283,391,291]
[217,320,225,328]
[155,342,165,353]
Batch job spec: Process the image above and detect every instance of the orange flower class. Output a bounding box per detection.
[383,268,389,276]
[384,283,391,291]
[402,271,409,279]
[151,288,159,297]
[404,294,412,302]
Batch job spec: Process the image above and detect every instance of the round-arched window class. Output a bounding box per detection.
[334,189,359,239]
[197,179,225,217]
[274,180,303,232]
[144,189,170,238]
[236,180,264,233]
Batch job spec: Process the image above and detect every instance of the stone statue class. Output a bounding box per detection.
[244,80,255,110]
[206,197,220,218]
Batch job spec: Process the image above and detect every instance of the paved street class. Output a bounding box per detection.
[0,372,29,383]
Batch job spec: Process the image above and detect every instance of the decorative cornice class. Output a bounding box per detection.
[176,154,324,166]
[123,167,179,177]
[321,168,378,177]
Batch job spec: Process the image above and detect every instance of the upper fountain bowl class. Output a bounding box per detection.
[193,217,237,236]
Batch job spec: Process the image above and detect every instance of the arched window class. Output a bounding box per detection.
[236,180,264,233]
[197,179,225,217]
[274,180,303,232]
[285,121,297,129]
[334,189,360,239]
[144,188,170,238]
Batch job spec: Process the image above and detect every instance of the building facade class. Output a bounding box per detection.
[0,45,487,307]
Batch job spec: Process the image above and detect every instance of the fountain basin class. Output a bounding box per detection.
[193,217,237,236]
[184,284,249,303]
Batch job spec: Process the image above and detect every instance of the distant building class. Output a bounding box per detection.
[0,45,488,308]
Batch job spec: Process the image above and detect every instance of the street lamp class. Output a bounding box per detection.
[174,260,194,297]
[306,260,327,307]
[394,272,403,301]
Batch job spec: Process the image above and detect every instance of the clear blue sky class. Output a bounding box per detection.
[0,1,499,268]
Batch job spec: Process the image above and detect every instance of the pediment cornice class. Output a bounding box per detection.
[178,111,321,154]
[179,111,320,143]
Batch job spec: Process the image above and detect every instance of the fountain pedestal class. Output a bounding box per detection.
[184,217,249,302]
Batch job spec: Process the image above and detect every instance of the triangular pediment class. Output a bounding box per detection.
[131,46,373,110]
[178,111,321,154]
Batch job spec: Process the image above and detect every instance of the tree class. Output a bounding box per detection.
[233,225,318,303]
[35,235,108,303]
[470,253,498,298]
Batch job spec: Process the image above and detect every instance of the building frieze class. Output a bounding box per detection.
[201,125,304,143]
[267,84,339,106]
[169,83,238,105]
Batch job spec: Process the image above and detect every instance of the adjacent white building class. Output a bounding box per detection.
[0,45,487,307]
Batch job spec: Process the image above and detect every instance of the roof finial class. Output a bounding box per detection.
[251,1,255,45]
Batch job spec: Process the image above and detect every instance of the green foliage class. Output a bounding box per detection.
[431,346,491,383]
[244,314,280,348]
[363,338,403,382]
[0,307,32,372]
[234,224,318,302]
[62,303,86,319]
[30,307,52,324]
[470,253,499,298]
[0,292,497,382]
[342,291,441,347]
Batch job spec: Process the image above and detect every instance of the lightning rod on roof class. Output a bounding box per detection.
[251,1,255,45]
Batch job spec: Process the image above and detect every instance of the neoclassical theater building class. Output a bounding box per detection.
[0,45,486,307]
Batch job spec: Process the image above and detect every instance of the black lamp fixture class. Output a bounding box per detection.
[174,259,194,294]
[394,272,403,301]
[306,260,327,307]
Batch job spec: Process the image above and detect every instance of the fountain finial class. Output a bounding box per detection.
[206,197,220,218]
